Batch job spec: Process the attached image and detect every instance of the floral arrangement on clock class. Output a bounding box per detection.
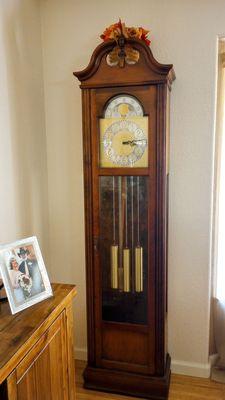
[100,20,150,68]
[100,20,150,46]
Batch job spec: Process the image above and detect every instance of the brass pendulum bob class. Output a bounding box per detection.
[135,177,143,292]
[111,244,118,289]
[135,245,143,292]
[123,247,130,292]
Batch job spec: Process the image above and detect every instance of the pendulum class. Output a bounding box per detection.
[123,177,130,292]
[131,176,134,292]
[111,176,118,289]
[135,177,143,292]
[135,246,143,292]
[118,177,123,290]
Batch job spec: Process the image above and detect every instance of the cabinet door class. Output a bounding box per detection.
[91,86,157,374]
[7,312,69,400]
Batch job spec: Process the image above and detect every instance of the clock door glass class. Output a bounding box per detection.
[100,175,148,324]
[100,95,148,168]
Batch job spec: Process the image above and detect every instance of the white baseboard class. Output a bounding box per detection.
[171,359,211,378]
[75,347,87,361]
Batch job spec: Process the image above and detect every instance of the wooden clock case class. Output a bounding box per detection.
[74,37,175,400]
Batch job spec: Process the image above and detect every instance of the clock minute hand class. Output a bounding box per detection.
[122,139,145,146]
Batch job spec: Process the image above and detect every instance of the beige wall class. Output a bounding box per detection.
[0,0,49,260]
[40,0,87,355]
[2,0,224,378]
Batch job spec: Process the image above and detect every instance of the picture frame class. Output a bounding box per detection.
[0,236,53,314]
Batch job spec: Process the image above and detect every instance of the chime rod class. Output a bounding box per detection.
[118,176,124,290]
[137,176,140,245]
[123,176,130,292]
[111,176,118,289]
[113,176,116,243]
[131,176,134,292]
[135,176,143,292]
[125,176,128,248]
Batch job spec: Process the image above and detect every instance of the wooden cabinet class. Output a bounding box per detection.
[0,283,76,400]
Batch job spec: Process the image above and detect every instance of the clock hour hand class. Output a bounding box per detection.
[122,139,146,147]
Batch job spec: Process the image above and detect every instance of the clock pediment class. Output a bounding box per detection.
[74,38,175,88]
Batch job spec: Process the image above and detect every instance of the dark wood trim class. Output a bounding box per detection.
[155,84,167,375]
[82,89,96,365]
[102,320,148,333]
[97,168,149,176]
[83,354,171,400]
[79,79,174,90]
[74,39,175,86]
[74,41,115,81]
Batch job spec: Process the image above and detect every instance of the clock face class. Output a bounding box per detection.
[100,95,148,168]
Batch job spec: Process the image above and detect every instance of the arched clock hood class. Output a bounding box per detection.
[74,38,175,88]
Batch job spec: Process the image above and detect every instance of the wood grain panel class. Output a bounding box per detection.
[5,371,17,400]
[48,313,69,400]
[65,304,76,400]
[16,315,61,382]
[0,284,76,400]
[35,344,51,400]
[17,365,36,400]
[0,283,76,385]
[102,325,148,365]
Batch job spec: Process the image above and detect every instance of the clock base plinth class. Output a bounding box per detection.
[83,354,171,400]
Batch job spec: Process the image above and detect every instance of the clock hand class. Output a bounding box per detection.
[122,139,146,146]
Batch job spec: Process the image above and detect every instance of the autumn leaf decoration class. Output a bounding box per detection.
[100,20,150,68]
[100,19,151,46]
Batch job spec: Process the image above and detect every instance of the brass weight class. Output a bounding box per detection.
[123,248,130,292]
[135,246,143,292]
[111,244,118,289]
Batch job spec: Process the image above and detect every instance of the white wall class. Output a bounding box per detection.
[0,0,49,260]
[40,0,87,356]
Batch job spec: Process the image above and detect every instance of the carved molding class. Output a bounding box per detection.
[74,38,175,86]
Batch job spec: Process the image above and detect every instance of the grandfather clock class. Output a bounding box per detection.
[74,24,175,400]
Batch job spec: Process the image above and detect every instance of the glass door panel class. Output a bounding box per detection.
[99,176,148,324]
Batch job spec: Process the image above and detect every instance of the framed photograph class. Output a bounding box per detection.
[0,236,53,314]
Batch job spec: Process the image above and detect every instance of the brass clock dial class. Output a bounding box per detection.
[100,95,148,168]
